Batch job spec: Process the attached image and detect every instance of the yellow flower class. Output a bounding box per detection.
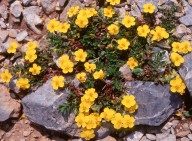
[51,76,65,90]
[27,42,37,50]
[170,52,184,67]
[29,64,41,75]
[90,113,101,126]
[76,72,86,82]
[172,42,182,53]
[107,24,119,35]
[143,3,156,14]
[25,50,37,63]
[58,22,70,33]
[122,15,136,28]
[106,0,120,5]
[93,70,105,80]
[89,8,98,16]
[75,113,87,128]
[137,24,150,37]
[170,76,186,95]
[121,95,136,109]
[67,6,79,17]
[78,8,93,18]
[127,57,139,70]
[100,108,116,121]
[75,15,89,28]
[81,96,94,106]
[79,102,91,113]
[85,115,97,129]
[122,115,135,128]
[103,6,115,18]
[46,19,60,33]
[16,78,30,90]
[74,49,87,62]
[117,38,130,50]
[80,129,95,141]
[125,104,138,114]
[111,113,123,129]
[0,69,12,83]
[58,55,70,68]
[61,61,74,74]
[7,42,18,54]
[150,26,169,41]
[84,62,96,73]
[84,88,98,101]
[180,41,192,54]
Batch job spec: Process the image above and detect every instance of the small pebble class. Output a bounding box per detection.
[183,123,189,130]
[176,130,190,137]
[188,134,192,140]
[146,134,156,140]
[181,137,190,141]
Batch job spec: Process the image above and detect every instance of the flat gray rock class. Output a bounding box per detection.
[0,84,21,122]
[10,1,23,18]
[22,79,111,138]
[179,52,192,98]
[179,15,192,26]
[125,81,183,126]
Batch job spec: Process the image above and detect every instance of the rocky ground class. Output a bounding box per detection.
[0,0,192,141]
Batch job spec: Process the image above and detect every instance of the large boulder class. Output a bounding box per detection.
[0,84,21,122]
[22,79,112,138]
[179,52,192,98]
[125,81,183,126]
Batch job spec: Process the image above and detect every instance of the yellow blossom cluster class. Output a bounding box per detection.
[25,42,38,63]
[121,95,138,113]
[100,107,135,129]
[151,26,169,41]
[137,24,150,38]
[84,62,96,73]
[93,70,105,80]
[170,76,186,95]
[117,38,130,50]
[58,55,74,74]
[16,78,30,90]
[74,49,87,62]
[76,72,86,82]
[122,15,136,28]
[75,88,100,140]
[172,41,192,54]
[47,19,70,33]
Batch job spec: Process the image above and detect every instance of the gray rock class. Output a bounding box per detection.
[182,0,192,15]
[22,79,111,138]
[173,24,191,38]
[8,29,18,38]
[97,136,116,141]
[16,31,28,42]
[40,0,57,14]
[179,52,192,97]
[10,1,23,18]
[0,84,21,121]
[146,134,156,140]
[162,122,172,131]
[123,129,144,141]
[188,0,192,6]
[119,64,133,81]
[0,4,8,20]
[95,122,114,139]
[0,30,9,43]
[59,0,67,7]
[188,134,192,140]
[130,3,142,18]
[140,136,150,141]
[23,6,43,34]
[60,0,82,21]
[181,137,190,141]
[159,134,176,141]
[0,21,7,29]
[21,0,32,6]
[124,81,183,126]
[179,15,192,26]
[22,79,80,136]
[156,132,169,140]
